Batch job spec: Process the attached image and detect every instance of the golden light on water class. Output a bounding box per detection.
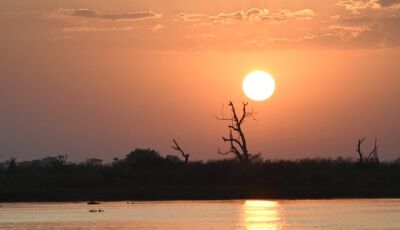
[242,200,280,230]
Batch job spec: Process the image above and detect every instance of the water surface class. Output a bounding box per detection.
[1,199,399,229]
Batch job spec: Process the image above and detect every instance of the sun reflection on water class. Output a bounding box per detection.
[242,200,280,230]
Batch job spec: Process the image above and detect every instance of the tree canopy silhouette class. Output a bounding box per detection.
[1,152,400,202]
[124,148,164,168]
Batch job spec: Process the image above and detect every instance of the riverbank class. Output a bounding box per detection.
[2,185,400,202]
[2,154,400,202]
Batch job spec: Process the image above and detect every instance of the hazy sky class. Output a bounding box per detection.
[1,0,400,162]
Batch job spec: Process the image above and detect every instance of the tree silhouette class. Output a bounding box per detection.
[85,158,103,167]
[171,139,190,164]
[5,157,17,172]
[125,148,164,168]
[356,137,379,164]
[217,101,260,163]
[38,155,69,168]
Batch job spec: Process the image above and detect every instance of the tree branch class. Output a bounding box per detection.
[217,101,256,163]
[356,137,366,163]
[171,139,190,164]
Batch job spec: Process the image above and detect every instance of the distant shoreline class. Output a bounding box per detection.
[2,152,400,203]
[2,186,400,202]
[2,196,400,203]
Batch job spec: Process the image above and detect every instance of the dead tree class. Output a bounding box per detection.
[171,139,190,164]
[356,137,379,164]
[367,139,379,164]
[356,138,367,163]
[217,101,260,163]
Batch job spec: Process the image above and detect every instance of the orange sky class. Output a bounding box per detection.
[1,0,400,161]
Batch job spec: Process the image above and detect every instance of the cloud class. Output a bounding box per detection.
[325,25,372,40]
[209,8,269,24]
[328,0,400,47]
[262,9,316,23]
[62,26,133,32]
[336,0,400,13]
[337,0,381,14]
[68,9,161,21]
[15,4,396,51]
[174,13,209,22]
[175,8,315,25]
[379,0,400,7]
[150,24,165,32]
[71,9,97,17]
[176,8,269,24]
[293,9,317,19]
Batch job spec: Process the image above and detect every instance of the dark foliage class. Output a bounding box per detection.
[1,149,400,202]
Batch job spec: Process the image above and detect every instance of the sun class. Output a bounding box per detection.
[243,71,276,101]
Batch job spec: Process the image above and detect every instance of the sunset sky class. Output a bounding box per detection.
[1,0,400,161]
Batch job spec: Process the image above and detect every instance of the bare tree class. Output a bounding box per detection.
[217,101,260,163]
[367,139,379,164]
[356,137,379,164]
[171,139,190,164]
[356,138,367,163]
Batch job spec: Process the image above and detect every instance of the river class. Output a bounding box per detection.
[1,199,399,229]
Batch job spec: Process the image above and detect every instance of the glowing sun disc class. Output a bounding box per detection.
[243,71,276,101]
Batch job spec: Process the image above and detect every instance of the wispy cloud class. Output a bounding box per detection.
[150,24,165,32]
[337,0,380,14]
[175,8,315,25]
[174,13,209,22]
[62,26,133,32]
[379,0,400,7]
[262,9,316,23]
[209,8,270,24]
[336,0,400,14]
[325,25,372,40]
[61,9,161,21]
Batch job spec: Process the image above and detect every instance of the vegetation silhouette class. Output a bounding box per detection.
[171,139,190,164]
[356,138,380,165]
[1,148,400,202]
[1,101,399,202]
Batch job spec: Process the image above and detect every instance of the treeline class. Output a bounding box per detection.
[1,148,400,202]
